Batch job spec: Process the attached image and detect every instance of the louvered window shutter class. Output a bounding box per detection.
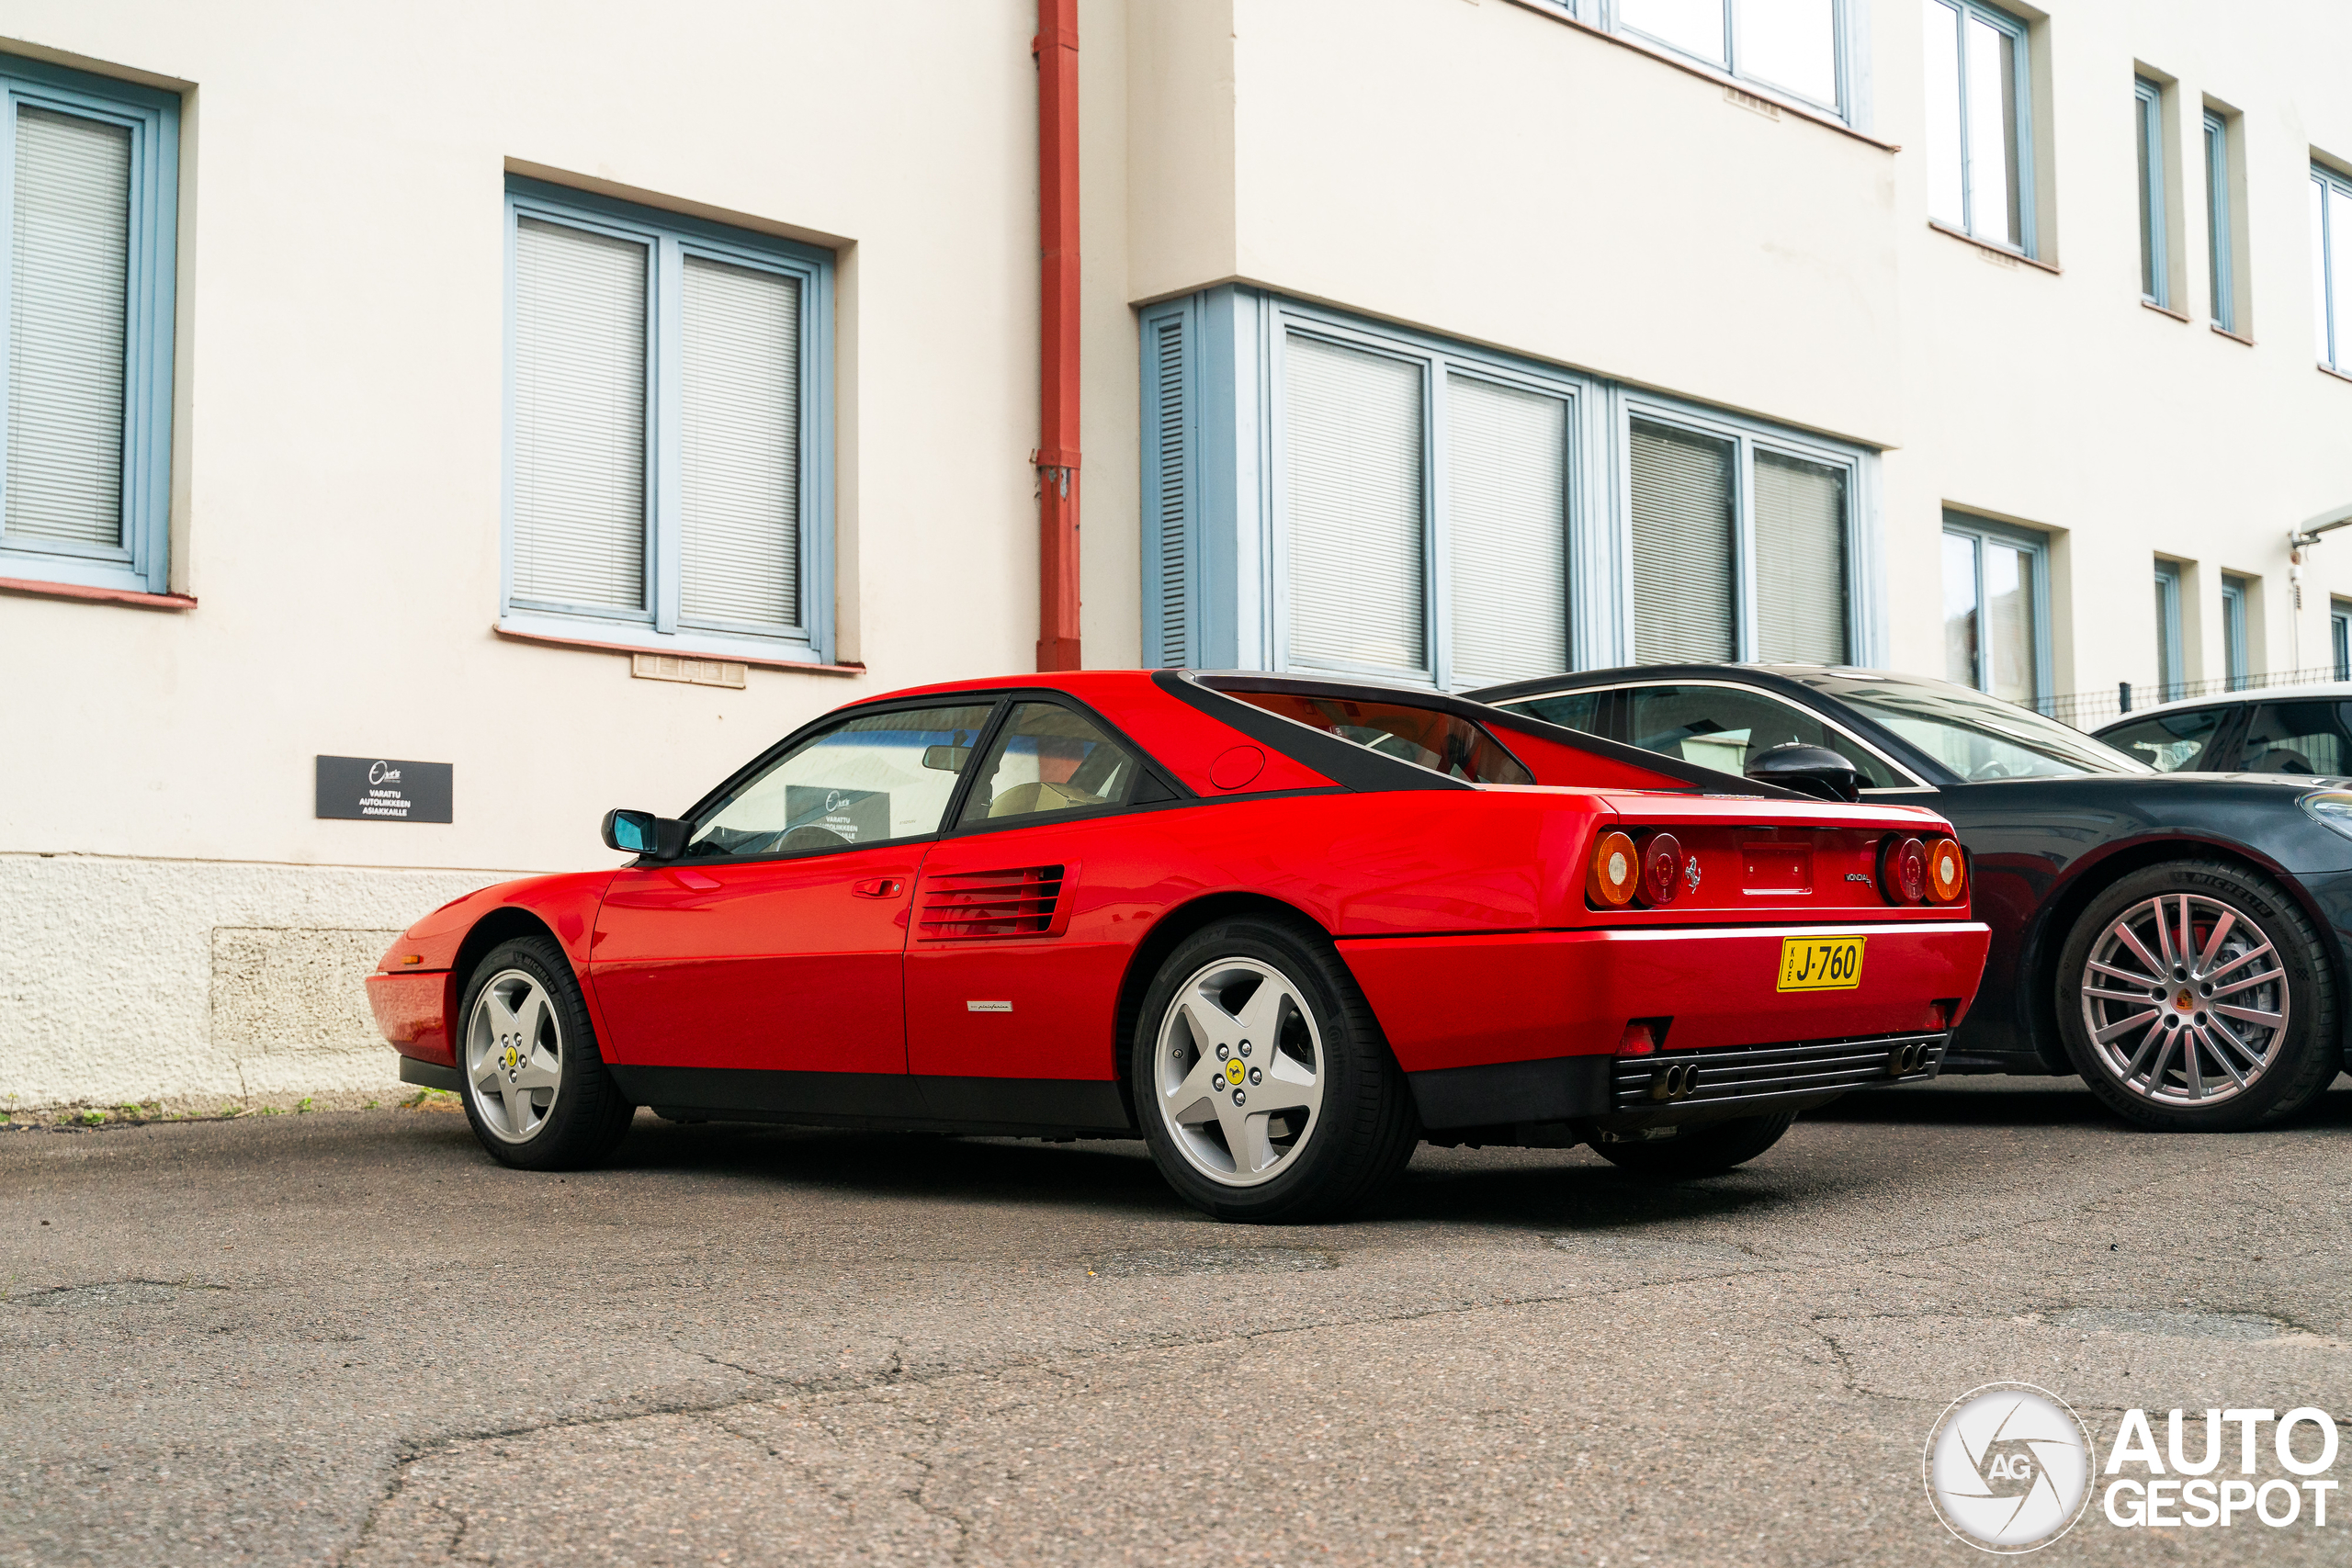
[1145,311,1192,668]
[1447,374,1568,690]
[6,107,131,550]
[1752,449,1849,663]
[1629,419,1736,663]
[1285,333,1425,675]
[681,254,801,631]
[511,217,648,614]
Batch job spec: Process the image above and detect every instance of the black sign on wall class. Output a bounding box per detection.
[316,756,453,823]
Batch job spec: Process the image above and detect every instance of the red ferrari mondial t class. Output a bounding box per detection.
[369,670,1989,1222]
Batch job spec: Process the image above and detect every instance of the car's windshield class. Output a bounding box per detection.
[1794,671,2149,781]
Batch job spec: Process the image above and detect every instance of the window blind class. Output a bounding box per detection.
[512,217,648,614]
[1285,333,1425,674]
[1629,419,1736,663]
[1447,373,1567,690]
[1149,312,1190,668]
[6,107,130,550]
[1752,449,1848,664]
[681,254,800,631]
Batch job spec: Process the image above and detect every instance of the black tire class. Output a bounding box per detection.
[1593,1111,1796,1179]
[1131,914,1419,1224]
[2055,860,2337,1132]
[455,935,635,1170]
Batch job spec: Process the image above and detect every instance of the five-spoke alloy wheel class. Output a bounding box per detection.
[1133,915,1417,1223]
[456,935,637,1169]
[2057,862,2336,1132]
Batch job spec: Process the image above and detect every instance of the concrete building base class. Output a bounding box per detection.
[0,854,537,1112]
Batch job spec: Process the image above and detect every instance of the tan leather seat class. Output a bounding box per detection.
[986,781,1106,818]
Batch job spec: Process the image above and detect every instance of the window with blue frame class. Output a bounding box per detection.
[502,178,834,663]
[1921,0,2036,257]
[1535,1,1853,120]
[2332,600,2350,682]
[0,57,177,598]
[1942,514,2048,709]
[2153,558,2183,701]
[2204,108,2237,333]
[2314,162,2352,373]
[1139,288,1874,689]
[2221,573,2250,690]
[2134,76,2169,308]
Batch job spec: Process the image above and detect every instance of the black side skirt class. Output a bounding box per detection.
[605,1065,1135,1139]
[399,1056,463,1093]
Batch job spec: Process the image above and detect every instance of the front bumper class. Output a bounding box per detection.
[366,969,457,1067]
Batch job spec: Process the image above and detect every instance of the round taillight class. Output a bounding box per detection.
[1877,834,1928,904]
[1925,836,1966,904]
[1638,832,1684,907]
[1589,829,1638,907]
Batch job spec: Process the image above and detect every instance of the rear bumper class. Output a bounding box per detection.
[1340,920,1985,1131]
[1342,921,1989,1071]
[366,969,457,1067]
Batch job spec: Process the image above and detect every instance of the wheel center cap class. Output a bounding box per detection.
[2174,988,2195,1012]
[1224,1059,1246,1086]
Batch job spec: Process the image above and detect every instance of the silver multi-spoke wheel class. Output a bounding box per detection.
[2078,893,2289,1107]
[464,967,565,1143]
[1153,956,1324,1188]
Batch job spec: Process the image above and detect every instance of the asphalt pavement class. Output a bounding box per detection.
[5,1075,2350,1566]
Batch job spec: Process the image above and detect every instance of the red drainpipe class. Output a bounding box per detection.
[1032,0,1082,671]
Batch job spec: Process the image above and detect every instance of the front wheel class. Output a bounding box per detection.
[457,935,636,1169]
[1132,915,1418,1224]
[2056,861,2338,1132]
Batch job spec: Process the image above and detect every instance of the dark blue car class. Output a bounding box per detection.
[1468,664,2352,1134]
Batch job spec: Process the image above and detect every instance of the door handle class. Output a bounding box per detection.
[854,877,904,898]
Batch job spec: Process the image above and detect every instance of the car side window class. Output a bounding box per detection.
[1498,691,1602,738]
[958,702,1143,825]
[683,703,998,860]
[2099,707,2230,773]
[2234,702,2352,776]
[1621,685,1905,788]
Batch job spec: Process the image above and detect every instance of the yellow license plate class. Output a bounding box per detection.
[1778,935,1866,991]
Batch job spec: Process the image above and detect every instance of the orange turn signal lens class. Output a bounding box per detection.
[1925,837,1965,903]
[1589,829,1639,907]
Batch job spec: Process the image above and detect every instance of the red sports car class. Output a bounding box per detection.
[368,671,1989,1221]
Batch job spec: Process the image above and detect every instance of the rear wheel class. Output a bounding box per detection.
[2056,861,2337,1132]
[457,935,635,1169]
[1592,1111,1796,1179]
[1132,915,1418,1224]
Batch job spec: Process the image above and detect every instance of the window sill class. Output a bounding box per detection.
[2211,324,2254,346]
[2322,364,2352,388]
[492,621,865,675]
[0,575,195,611]
[2142,299,2188,322]
[1928,220,2060,275]
[1496,0,1899,152]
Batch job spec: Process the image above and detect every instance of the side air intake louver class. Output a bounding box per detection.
[917,865,1070,941]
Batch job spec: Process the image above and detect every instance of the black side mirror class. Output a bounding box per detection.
[1744,744,1862,803]
[601,808,686,859]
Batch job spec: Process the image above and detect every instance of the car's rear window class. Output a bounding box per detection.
[1227,692,1533,785]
